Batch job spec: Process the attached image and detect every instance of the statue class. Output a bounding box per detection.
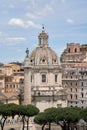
[25,48,29,57]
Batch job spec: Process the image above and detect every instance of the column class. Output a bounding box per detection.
[24,68,31,104]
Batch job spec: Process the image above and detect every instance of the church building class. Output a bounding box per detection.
[23,28,67,111]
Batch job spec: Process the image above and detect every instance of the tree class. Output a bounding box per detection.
[18,104,39,130]
[9,61,22,66]
[34,107,81,130]
[0,62,4,67]
[34,112,48,130]
[55,107,81,130]
[0,103,20,130]
[0,104,11,130]
[44,107,57,130]
[80,108,87,121]
[34,107,57,130]
[6,103,19,122]
[9,128,15,130]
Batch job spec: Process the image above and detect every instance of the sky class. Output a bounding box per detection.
[0,0,87,63]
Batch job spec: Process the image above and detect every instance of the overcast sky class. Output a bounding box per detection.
[0,0,87,63]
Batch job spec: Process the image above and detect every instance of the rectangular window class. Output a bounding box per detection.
[71,88,72,92]
[81,82,83,86]
[31,75,32,82]
[81,93,84,98]
[42,74,46,82]
[57,104,62,107]
[82,101,84,104]
[0,82,2,87]
[70,94,72,99]
[71,82,72,86]
[76,94,77,99]
[55,74,57,83]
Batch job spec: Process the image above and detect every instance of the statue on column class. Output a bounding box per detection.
[25,48,29,57]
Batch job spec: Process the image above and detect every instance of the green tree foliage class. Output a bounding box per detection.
[18,104,39,130]
[34,107,81,130]
[55,107,81,130]
[9,128,15,130]
[34,107,57,130]
[80,108,87,121]
[0,63,4,67]
[6,103,19,118]
[0,103,20,130]
[0,104,11,130]
[9,61,22,66]
[44,107,58,130]
[34,112,48,130]
[0,103,39,130]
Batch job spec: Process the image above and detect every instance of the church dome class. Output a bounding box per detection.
[25,29,59,66]
[30,46,59,65]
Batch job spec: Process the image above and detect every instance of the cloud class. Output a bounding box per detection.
[0,32,26,45]
[36,4,54,17]
[8,18,41,29]
[8,18,25,28]
[26,2,54,20]
[61,0,65,3]
[26,13,40,20]
[66,19,75,25]
[8,4,15,8]
[9,47,23,52]
[7,37,26,45]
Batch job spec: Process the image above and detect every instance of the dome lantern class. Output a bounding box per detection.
[38,27,49,47]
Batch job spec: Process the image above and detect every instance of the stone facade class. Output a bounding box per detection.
[61,43,87,108]
[0,64,24,104]
[61,43,87,62]
[23,29,67,111]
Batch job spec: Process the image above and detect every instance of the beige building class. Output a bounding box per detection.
[61,43,87,62]
[23,29,67,111]
[0,63,24,104]
[61,43,87,108]
[2,64,20,76]
[0,74,5,93]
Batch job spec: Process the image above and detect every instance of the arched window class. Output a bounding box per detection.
[81,82,83,86]
[42,74,46,82]
[75,48,77,53]
[31,75,32,82]
[70,94,72,99]
[76,94,77,99]
[68,48,70,53]
[55,74,57,83]
[81,93,84,98]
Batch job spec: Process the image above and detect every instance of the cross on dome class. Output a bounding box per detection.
[42,24,44,30]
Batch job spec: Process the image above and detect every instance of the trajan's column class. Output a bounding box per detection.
[23,48,32,104]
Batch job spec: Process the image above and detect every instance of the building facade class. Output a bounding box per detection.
[61,43,87,108]
[23,29,67,111]
[0,64,24,104]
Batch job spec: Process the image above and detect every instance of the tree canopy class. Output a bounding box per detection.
[18,104,39,130]
[34,107,81,130]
